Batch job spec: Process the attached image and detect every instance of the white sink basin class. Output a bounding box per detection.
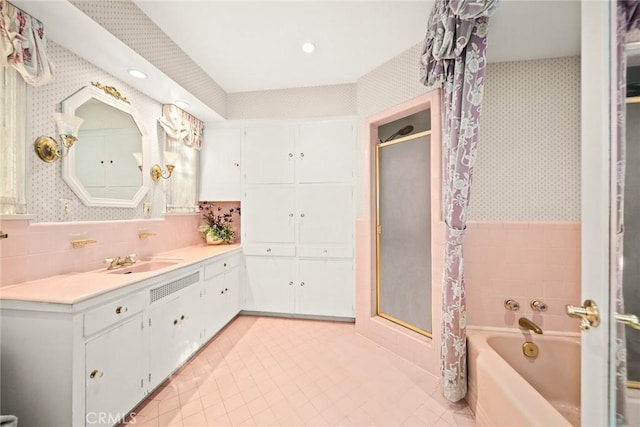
[108,261,179,274]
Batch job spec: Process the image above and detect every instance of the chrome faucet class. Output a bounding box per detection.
[518,317,543,334]
[105,253,137,270]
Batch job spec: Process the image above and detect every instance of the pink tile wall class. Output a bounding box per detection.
[198,201,242,243]
[0,215,202,287]
[464,221,581,333]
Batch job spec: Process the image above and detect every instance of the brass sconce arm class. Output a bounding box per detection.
[150,152,179,182]
[150,164,175,181]
[35,113,84,163]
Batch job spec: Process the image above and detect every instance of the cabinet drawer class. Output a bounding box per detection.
[84,292,146,337]
[243,245,296,257]
[204,254,242,280]
[297,246,353,259]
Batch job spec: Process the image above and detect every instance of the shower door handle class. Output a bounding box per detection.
[616,312,640,330]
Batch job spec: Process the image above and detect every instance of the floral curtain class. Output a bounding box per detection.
[615,1,640,425]
[0,66,26,214]
[158,104,204,150]
[419,0,499,402]
[0,0,54,86]
[158,105,203,214]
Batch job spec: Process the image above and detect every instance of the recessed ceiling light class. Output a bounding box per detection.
[128,69,147,79]
[174,100,190,109]
[301,42,315,54]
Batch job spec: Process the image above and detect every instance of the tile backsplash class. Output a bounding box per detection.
[0,215,201,287]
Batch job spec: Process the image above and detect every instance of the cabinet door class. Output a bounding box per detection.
[244,256,295,313]
[221,267,240,323]
[243,186,295,243]
[201,276,226,342]
[200,126,242,201]
[149,287,202,388]
[85,314,146,426]
[297,120,354,183]
[296,184,353,245]
[243,126,295,184]
[297,259,354,317]
[149,295,182,386]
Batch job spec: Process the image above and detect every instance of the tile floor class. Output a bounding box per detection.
[124,316,475,427]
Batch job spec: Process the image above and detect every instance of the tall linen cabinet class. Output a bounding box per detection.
[239,118,355,318]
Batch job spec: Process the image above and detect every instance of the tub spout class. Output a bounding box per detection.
[518,317,543,334]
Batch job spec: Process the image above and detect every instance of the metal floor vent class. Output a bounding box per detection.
[150,272,199,304]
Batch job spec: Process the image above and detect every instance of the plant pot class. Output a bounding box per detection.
[206,234,224,245]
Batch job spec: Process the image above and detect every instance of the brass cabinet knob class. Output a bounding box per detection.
[288,153,293,158]
[223,262,227,267]
[300,282,305,287]
[89,369,103,379]
[300,152,305,158]
[115,306,127,314]
[289,281,294,286]
[300,213,305,218]
[266,248,272,253]
[173,319,179,326]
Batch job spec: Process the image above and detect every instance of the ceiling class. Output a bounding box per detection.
[12,0,581,120]
[133,0,581,93]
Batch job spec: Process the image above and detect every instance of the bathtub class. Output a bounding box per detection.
[466,329,581,427]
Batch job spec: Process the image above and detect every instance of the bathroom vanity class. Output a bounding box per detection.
[0,245,241,427]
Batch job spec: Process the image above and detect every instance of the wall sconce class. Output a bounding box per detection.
[34,113,84,162]
[150,152,179,182]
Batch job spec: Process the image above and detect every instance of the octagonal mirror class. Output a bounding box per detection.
[61,84,149,208]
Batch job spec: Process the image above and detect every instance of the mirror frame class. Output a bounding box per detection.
[61,85,150,208]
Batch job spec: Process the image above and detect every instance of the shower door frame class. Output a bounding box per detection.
[375,130,434,337]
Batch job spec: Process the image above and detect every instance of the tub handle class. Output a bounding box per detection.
[565,299,600,330]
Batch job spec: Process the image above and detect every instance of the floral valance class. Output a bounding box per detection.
[158,104,204,150]
[0,0,54,86]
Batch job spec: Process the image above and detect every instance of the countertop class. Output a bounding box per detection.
[0,243,241,305]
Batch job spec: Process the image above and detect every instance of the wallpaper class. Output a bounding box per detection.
[356,42,581,221]
[227,84,357,120]
[27,41,166,223]
[71,0,227,118]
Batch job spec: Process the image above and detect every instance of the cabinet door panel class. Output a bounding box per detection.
[243,126,295,184]
[200,127,241,201]
[148,296,181,386]
[297,121,354,183]
[297,259,354,317]
[174,289,202,366]
[243,186,295,243]
[222,267,240,322]
[244,256,295,313]
[85,314,146,426]
[296,184,353,245]
[201,277,226,341]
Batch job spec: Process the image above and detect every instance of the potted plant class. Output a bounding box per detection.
[198,205,239,245]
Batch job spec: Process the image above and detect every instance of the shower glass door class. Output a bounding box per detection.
[376,129,432,336]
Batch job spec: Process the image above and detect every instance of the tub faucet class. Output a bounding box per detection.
[518,317,543,334]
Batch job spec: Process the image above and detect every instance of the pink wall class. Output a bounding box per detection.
[198,201,242,243]
[464,221,581,333]
[0,215,202,287]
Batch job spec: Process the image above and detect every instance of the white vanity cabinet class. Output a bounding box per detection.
[200,254,242,341]
[148,271,202,389]
[85,313,147,426]
[199,126,242,201]
[0,248,242,427]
